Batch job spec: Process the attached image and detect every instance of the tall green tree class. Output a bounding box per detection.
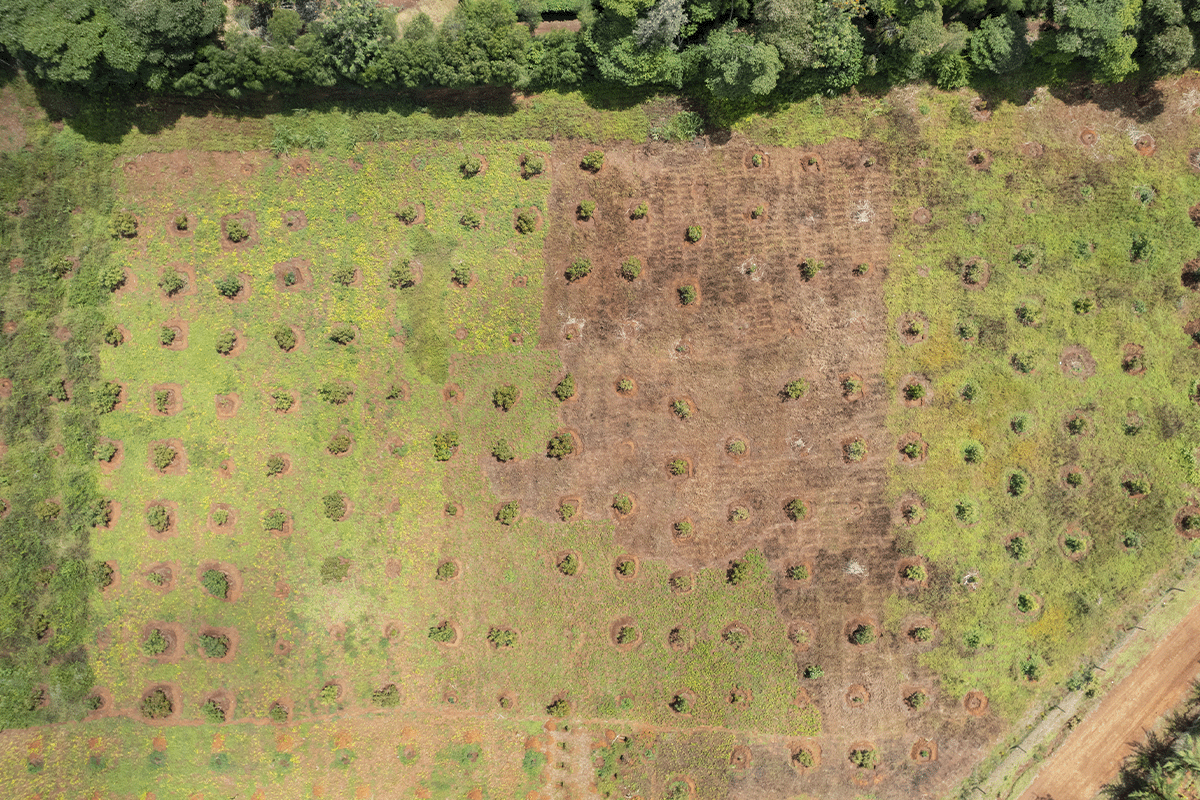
[703,24,782,97]
[1051,0,1142,82]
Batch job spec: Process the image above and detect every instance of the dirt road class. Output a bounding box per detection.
[1019,597,1200,800]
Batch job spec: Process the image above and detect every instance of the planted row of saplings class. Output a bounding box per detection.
[562,255,868,287]
[144,495,349,536]
[138,686,291,724]
[142,626,232,660]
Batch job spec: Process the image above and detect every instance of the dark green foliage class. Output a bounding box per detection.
[460,155,483,177]
[33,500,60,521]
[1020,654,1044,681]
[496,501,519,525]
[492,439,515,462]
[615,625,637,644]
[174,214,188,231]
[110,212,137,238]
[271,392,295,412]
[372,684,400,707]
[615,559,634,576]
[49,380,69,402]
[617,379,634,393]
[565,258,591,282]
[677,285,697,305]
[429,622,455,642]
[782,379,807,400]
[849,748,879,769]
[905,691,928,709]
[667,458,688,476]
[849,624,875,645]
[521,155,544,178]
[619,257,642,280]
[556,552,578,575]
[1125,477,1151,495]
[1073,296,1096,314]
[580,151,604,172]
[146,504,171,533]
[152,444,177,471]
[793,749,815,768]
[215,332,237,355]
[803,665,824,679]
[200,634,230,659]
[327,433,352,455]
[328,325,356,344]
[901,441,921,459]
[159,326,176,346]
[956,320,979,340]
[215,275,242,298]
[799,259,822,280]
[546,698,570,717]
[685,225,703,243]
[670,400,691,419]
[911,626,933,642]
[1066,470,1084,487]
[1064,534,1087,554]
[201,699,226,723]
[515,210,537,234]
[729,506,750,522]
[726,560,749,585]
[141,689,172,720]
[94,561,114,589]
[786,564,809,580]
[158,271,186,297]
[553,374,575,401]
[577,201,596,220]
[1130,232,1152,262]
[784,498,807,521]
[319,556,350,583]
[318,382,352,404]
[487,627,516,648]
[201,570,229,599]
[1066,416,1087,435]
[960,382,980,402]
[903,382,926,401]
[93,382,122,414]
[1015,304,1040,326]
[493,384,518,411]
[268,703,289,723]
[673,520,693,537]
[630,202,649,220]
[389,260,416,288]
[903,564,927,582]
[225,219,250,242]
[143,629,169,656]
[1011,414,1030,434]
[1011,352,1035,373]
[99,262,127,292]
[955,498,980,523]
[273,326,296,351]
[844,438,867,461]
[265,456,286,476]
[612,494,633,514]
[722,628,747,650]
[459,211,482,230]
[331,263,357,286]
[1008,536,1030,560]
[323,493,348,520]
[546,434,574,459]
[433,431,460,461]
[435,561,458,580]
[1016,593,1036,613]
[842,376,862,396]
[962,443,983,464]
[153,390,171,414]
[103,325,124,346]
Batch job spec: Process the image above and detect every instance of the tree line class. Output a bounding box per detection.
[1,0,1198,122]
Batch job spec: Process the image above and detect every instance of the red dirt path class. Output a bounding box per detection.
[1020,598,1200,800]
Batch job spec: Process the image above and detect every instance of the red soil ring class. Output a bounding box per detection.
[668,571,695,595]
[1059,523,1091,561]
[964,691,989,716]
[609,617,642,652]
[147,439,187,476]
[911,739,937,763]
[897,312,928,344]
[144,500,178,539]
[1134,134,1156,156]
[896,433,927,465]
[1080,128,1098,146]
[1190,204,1200,228]
[730,746,751,770]
[787,621,815,651]
[220,211,257,249]
[6,258,20,275]
[150,383,181,417]
[1020,142,1045,157]
[141,621,184,663]
[197,561,243,603]
[790,741,821,773]
[0,378,11,399]
[98,439,123,473]
[161,320,188,351]
[912,207,932,225]
[845,684,870,709]
[215,393,241,419]
[144,562,176,593]
[966,149,993,170]
[443,383,463,404]
[1060,346,1097,379]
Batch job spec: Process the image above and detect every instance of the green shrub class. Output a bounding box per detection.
[617,378,634,393]
[556,553,578,576]
[94,561,115,589]
[493,384,518,411]
[317,382,352,404]
[905,691,927,709]
[1020,655,1044,681]
[212,509,229,526]
[154,390,171,414]
[850,749,879,769]
[93,382,122,414]
[226,219,250,242]
[547,434,574,459]
[459,211,481,229]
[433,431,459,461]
[328,325,355,344]
[1124,477,1151,496]
[962,260,983,284]
[159,270,186,296]
[215,275,242,298]
[670,400,691,419]
[143,629,169,656]
[1016,593,1036,613]
[268,703,288,723]
[327,433,352,455]
[103,325,124,346]
[615,625,637,644]
[110,211,138,238]
[558,502,576,521]
[1123,530,1142,549]
[727,439,747,455]
[215,331,237,355]
[565,258,591,282]
[786,564,809,580]
[911,626,933,642]
[1008,536,1029,560]
[782,379,807,400]
[630,202,648,219]
[554,374,575,401]
[397,205,418,223]
[372,684,400,707]
[612,494,633,514]
[726,560,749,585]
[844,438,867,461]
[1011,414,1029,434]
[954,499,980,524]
[98,263,126,292]
[389,260,416,288]
[201,569,229,599]
[580,151,604,172]
[804,664,824,679]
[956,319,979,340]
[516,210,538,234]
[320,684,340,702]
[685,225,703,242]
[722,628,747,650]
[521,155,544,178]
[901,441,921,459]
[1066,470,1084,487]
[849,624,875,645]
[460,155,482,177]
[1064,534,1086,554]
[1013,244,1038,268]
[152,444,177,471]
[435,561,458,581]
[492,439,515,462]
[960,382,979,402]
[200,633,230,658]
[751,204,765,219]
[282,270,297,286]
[496,501,519,525]
[667,458,688,476]
[141,689,172,719]
[673,520,693,537]
[265,455,286,476]
[428,622,455,642]
[577,201,595,221]
[842,377,862,396]
[546,698,571,717]
[729,506,749,522]
[962,443,983,463]
[619,257,642,280]
[783,498,807,521]
[483,627,517,649]
[799,259,822,280]
[903,564,927,582]
[146,504,171,532]
[792,748,814,768]
[272,326,296,352]
[1008,471,1029,497]
[903,382,926,401]
[1073,296,1095,314]
[1011,352,1035,373]
[159,326,176,346]
[201,699,226,723]
[323,493,347,520]
[271,391,294,412]
[1015,303,1040,326]
[677,285,697,305]
[1131,232,1152,261]
[615,559,635,576]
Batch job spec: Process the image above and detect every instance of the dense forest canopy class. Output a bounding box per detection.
[0,0,1198,110]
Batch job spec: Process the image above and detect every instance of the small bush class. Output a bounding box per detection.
[673,520,693,537]
[685,225,703,242]
[1021,655,1044,681]
[1131,232,1152,261]
[842,377,862,396]
[320,684,340,703]
[152,444,177,471]
[727,560,749,585]
[557,553,578,576]
[146,504,171,533]
[751,153,763,167]
[1015,304,1040,326]
[630,202,648,219]
[785,563,810,581]
[521,155,544,178]
[201,569,229,598]
[273,326,296,351]
[328,325,355,345]
[1066,470,1084,487]
[617,378,634,393]
[486,627,517,649]
[389,260,416,288]
[1123,530,1142,549]
[93,382,122,414]
[516,210,537,233]
[729,506,749,522]
[143,629,169,656]
[153,390,171,414]
[565,258,592,282]
[212,509,229,526]
[200,633,230,658]
[322,493,347,520]
[612,494,633,514]
[1013,245,1038,268]
[1011,352,1035,373]
[317,382,352,405]
[849,749,879,769]
[782,498,808,521]
[141,689,172,719]
[962,443,983,464]
[902,382,926,402]
[226,219,250,242]
[615,625,637,644]
[751,204,765,219]
[1073,296,1095,314]
[201,699,226,723]
[577,201,595,221]
[282,270,297,286]
[397,205,418,223]
[215,332,237,355]
[954,499,980,524]
[619,256,642,280]
[956,320,979,340]
[1008,536,1029,560]
[372,684,400,707]
[905,691,927,709]
[669,694,690,713]
[493,384,518,411]
[433,431,460,461]
[910,626,933,642]
[98,263,126,292]
[580,151,604,172]
[799,259,822,280]
[727,439,747,455]
[546,698,570,717]
[667,458,688,476]
[94,560,115,588]
[803,664,824,679]
[670,400,691,419]
[849,624,875,645]
[901,441,921,459]
[496,501,519,525]
[159,326,176,346]
[845,439,867,461]
[215,275,242,298]
[428,622,455,642]
[1008,471,1029,497]
[677,285,697,305]
[903,564,927,582]
[271,391,294,412]
[435,561,458,581]
[782,379,807,400]
[460,155,482,177]
[459,211,481,229]
[1064,534,1086,553]
[1016,593,1036,613]
[159,271,186,296]
[266,455,286,476]
[1123,351,1146,373]
[331,263,357,286]
[722,628,747,650]
[615,559,635,576]
[267,703,288,723]
[1011,414,1029,434]
[103,325,124,346]
[553,374,575,401]
[547,434,574,459]
[962,260,983,284]
[110,211,138,238]
[558,502,575,522]
[492,439,515,462]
